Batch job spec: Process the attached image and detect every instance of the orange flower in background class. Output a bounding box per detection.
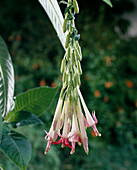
[16,35,22,41]
[105,81,113,88]
[10,51,15,56]
[58,75,62,80]
[104,56,112,66]
[115,121,121,127]
[32,63,39,70]
[84,75,90,81]
[51,82,56,87]
[103,96,109,103]
[8,36,14,42]
[118,107,124,113]
[91,131,96,137]
[126,80,134,88]
[40,80,46,86]
[94,90,101,98]
[107,44,112,49]
[135,101,137,108]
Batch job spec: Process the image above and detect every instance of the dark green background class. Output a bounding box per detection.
[0,0,137,169]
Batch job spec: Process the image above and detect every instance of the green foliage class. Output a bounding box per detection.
[5,111,43,127]
[0,127,32,170]
[5,86,59,121]
[0,36,60,169]
[0,36,14,117]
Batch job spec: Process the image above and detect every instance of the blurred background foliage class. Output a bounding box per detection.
[0,0,137,169]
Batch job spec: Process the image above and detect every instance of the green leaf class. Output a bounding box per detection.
[5,111,43,127]
[102,0,113,7]
[38,0,67,49]
[0,130,32,170]
[0,164,5,170]
[0,36,15,117]
[5,86,59,119]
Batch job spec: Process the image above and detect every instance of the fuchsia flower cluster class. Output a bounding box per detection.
[44,87,101,155]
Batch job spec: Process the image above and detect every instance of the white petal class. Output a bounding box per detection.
[77,87,95,126]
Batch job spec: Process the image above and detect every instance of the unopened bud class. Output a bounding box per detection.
[63,19,67,33]
[62,72,66,83]
[77,61,82,75]
[71,50,75,66]
[73,0,79,14]
[65,34,70,49]
[74,74,77,88]
[75,47,81,61]
[76,73,81,85]
[66,45,71,61]
[60,58,66,73]
[76,42,82,60]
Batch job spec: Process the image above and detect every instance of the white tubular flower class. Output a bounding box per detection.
[77,99,89,154]
[77,87,101,137]
[77,87,94,126]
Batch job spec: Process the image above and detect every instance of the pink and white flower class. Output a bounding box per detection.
[44,87,101,155]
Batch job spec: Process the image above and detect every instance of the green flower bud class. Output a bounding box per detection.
[75,47,82,61]
[66,45,71,61]
[65,12,69,19]
[63,19,67,33]
[65,33,70,49]
[62,72,66,83]
[60,87,64,98]
[73,0,79,14]
[77,61,82,75]
[76,41,82,57]
[71,50,75,66]
[73,74,77,88]
[76,73,81,85]
[60,58,66,73]
[75,42,82,60]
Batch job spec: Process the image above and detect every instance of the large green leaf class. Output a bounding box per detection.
[0,36,15,117]
[5,86,59,119]
[38,0,67,49]
[102,0,113,7]
[5,111,43,127]
[0,130,31,170]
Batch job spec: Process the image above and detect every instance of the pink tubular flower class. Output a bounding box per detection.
[44,88,101,155]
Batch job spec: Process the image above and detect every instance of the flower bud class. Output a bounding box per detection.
[63,19,67,33]
[77,61,82,75]
[75,47,82,61]
[62,72,66,83]
[76,42,82,60]
[65,34,70,49]
[65,73,68,85]
[73,0,79,14]
[60,58,66,73]
[66,45,71,61]
[73,74,77,88]
[76,73,81,85]
[71,50,75,66]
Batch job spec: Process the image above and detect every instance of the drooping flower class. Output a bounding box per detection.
[44,0,101,155]
[44,87,101,155]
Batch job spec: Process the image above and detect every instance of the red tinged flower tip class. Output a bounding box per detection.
[52,137,72,148]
